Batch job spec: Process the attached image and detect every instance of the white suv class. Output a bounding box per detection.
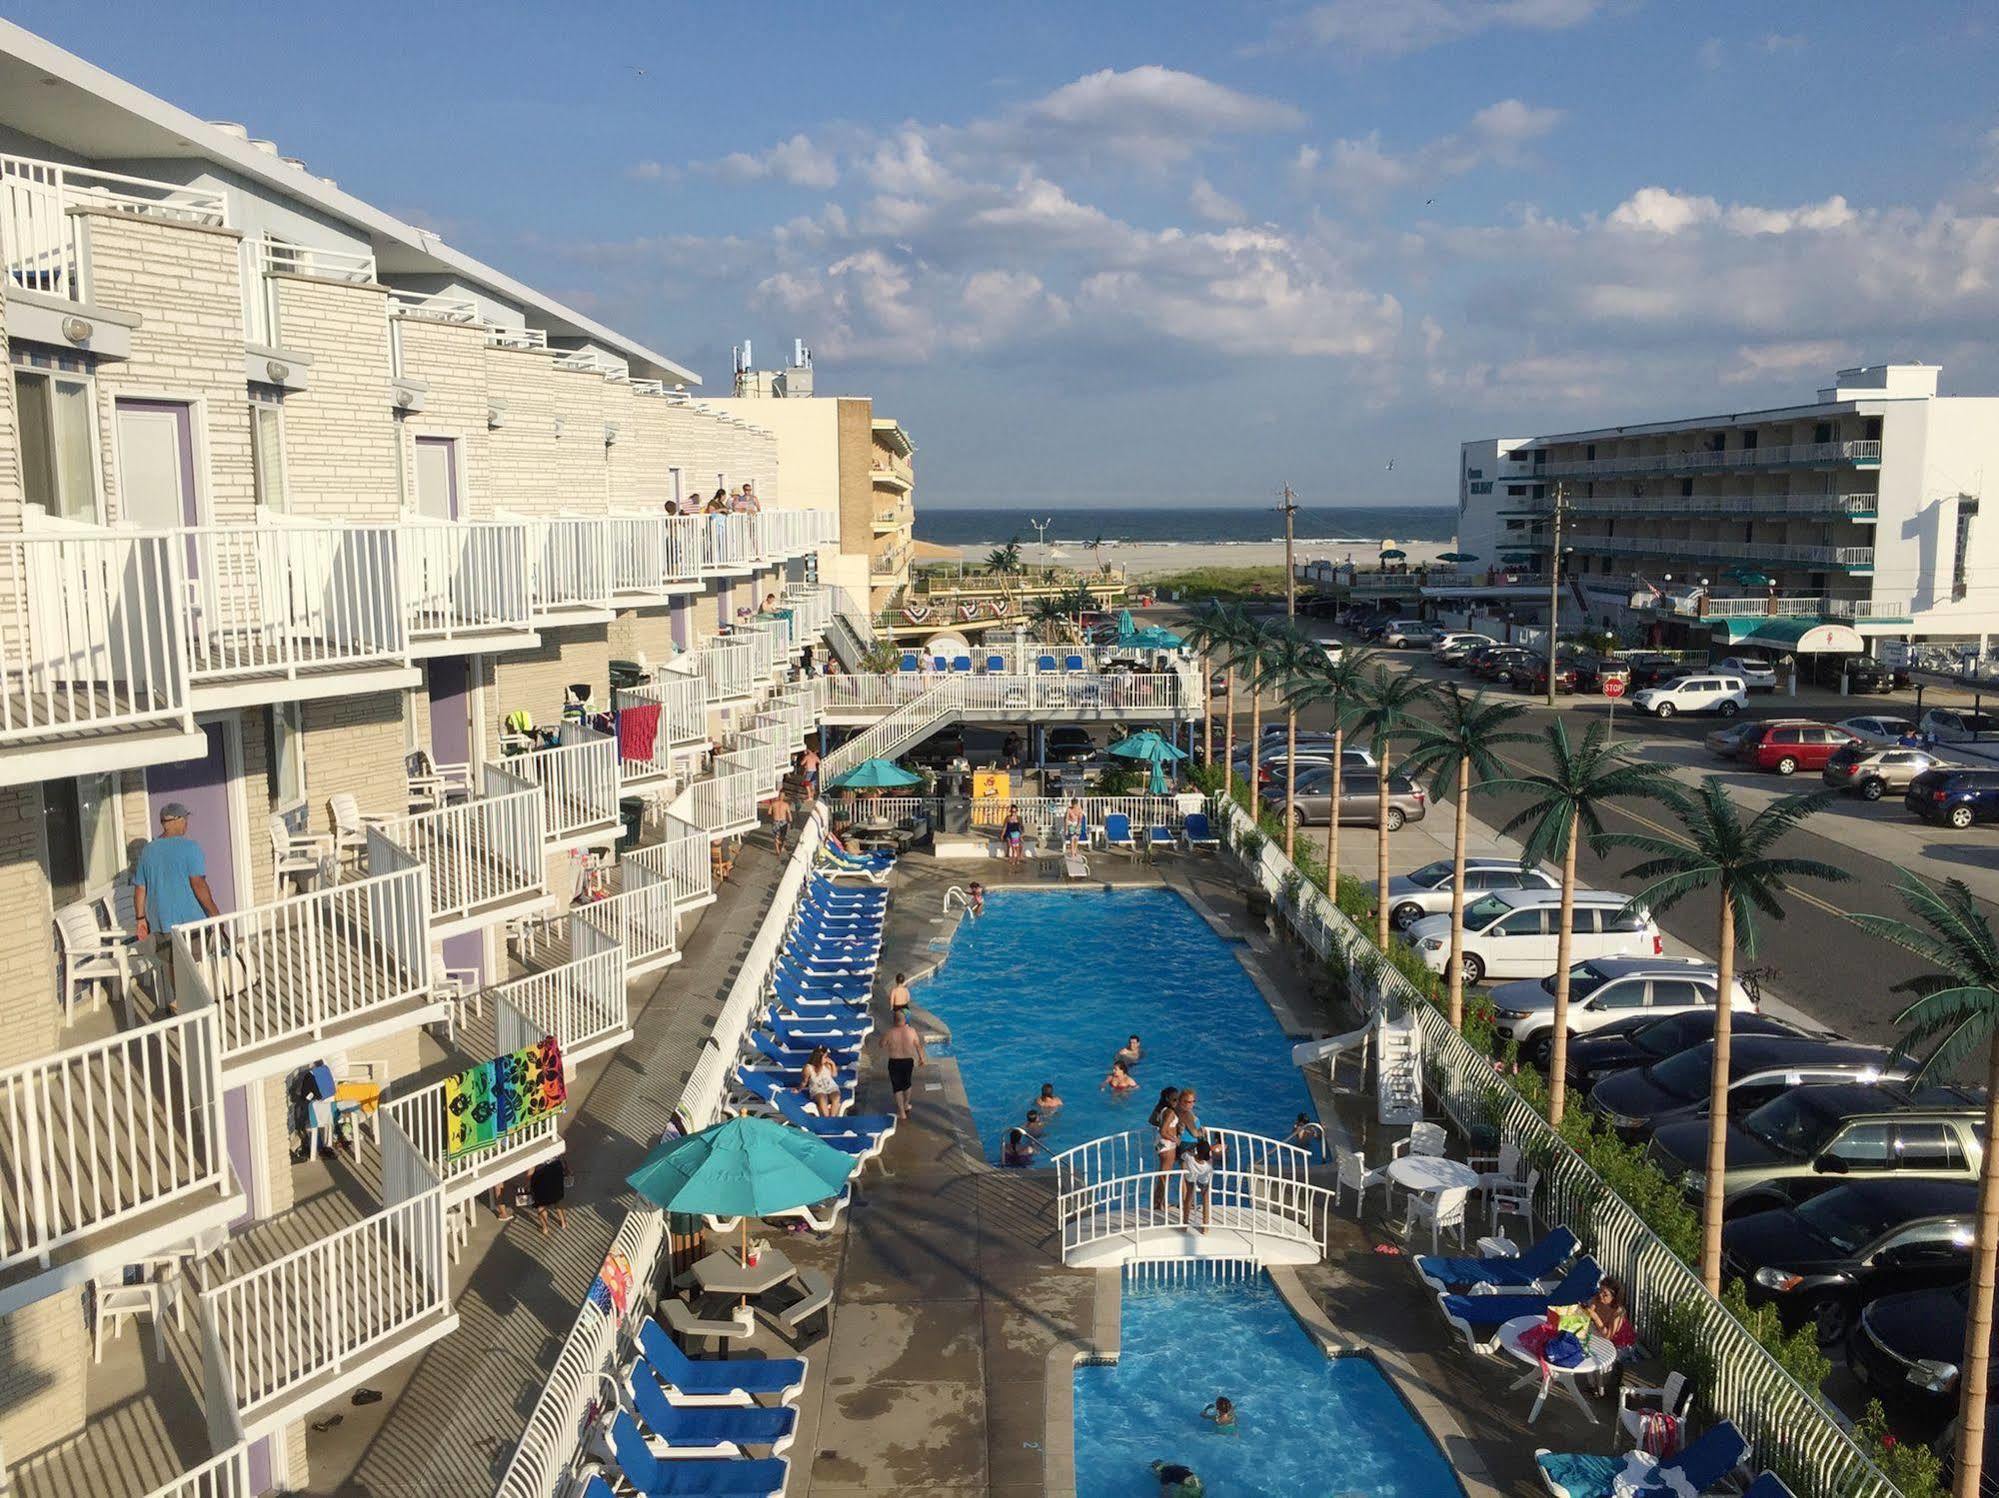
[1385,857,1560,930]
[1631,674,1748,719]
[1406,888,1664,985]
[1484,957,1758,1067]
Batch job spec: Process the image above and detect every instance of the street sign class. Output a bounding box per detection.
[1602,678,1626,699]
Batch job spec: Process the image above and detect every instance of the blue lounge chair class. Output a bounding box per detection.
[769,1084,894,1137]
[630,1359,798,1452]
[898,654,919,672]
[1535,1421,1747,1498]
[1181,812,1220,850]
[1064,654,1085,671]
[1101,814,1137,854]
[985,654,1005,672]
[747,1033,859,1073]
[951,655,972,672]
[1740,1477,1797,1498]
[1146,825,1177,854]
[770,1014,868,1048]
[1416,1226,1578,1294]
[608,1412,789,1497]
[639,1320,807,1403]
[1036,654,1058,672]
[931,655,948,672]
[1439,1257,1601,1352]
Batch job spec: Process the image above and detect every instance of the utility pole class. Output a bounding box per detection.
[1545,482,1566,708]
[1281,483,1299,621]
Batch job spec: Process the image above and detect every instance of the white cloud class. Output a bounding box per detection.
[699,133,839,190]
[1295,99,1563,201]
[1607,186,1720,234]
[1721,340,1850,384]
[1763,32,1808,52]
[1269,0,1602,57]
[1009,66,1302,164]
[1189,177,1246,224]
[1696,37,1725,70]
[1724,195,1855,235]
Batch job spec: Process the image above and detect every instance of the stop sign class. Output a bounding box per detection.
[1603,677,1626,699]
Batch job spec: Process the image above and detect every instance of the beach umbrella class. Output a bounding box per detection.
[628,1115,854,1265]
[1439,551,1479,564]
[1378,547,1407,560]
[1501,553,1537,565]
[1728,569,1775,587]
[1107,728,1188,794]
[1128,624,1183,650]
[831,757,924,790]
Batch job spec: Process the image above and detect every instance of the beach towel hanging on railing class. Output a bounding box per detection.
[443,1035,567,1159]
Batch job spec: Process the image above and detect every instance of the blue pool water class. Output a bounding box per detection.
[1075,1274,1462,1497]
[917,887,1312,1164]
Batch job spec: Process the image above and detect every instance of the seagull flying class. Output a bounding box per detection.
[1385,458,1395,471]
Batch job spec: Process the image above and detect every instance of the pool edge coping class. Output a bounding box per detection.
[1040,1266,1120,1498]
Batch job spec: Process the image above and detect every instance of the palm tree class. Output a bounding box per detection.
[1241,618,1280,821]
[985,537,1022,577]
[1850,874,1999,1498]
[1488,720,1679,1124]
[1397,686,1533,1029]
[1180,605,1228,765]
[1350,667,1434,949]
[1260,625,1326,861]
[1286,645,1378,904]
[1612,779,1849,1293]
[1028,593,1068,641]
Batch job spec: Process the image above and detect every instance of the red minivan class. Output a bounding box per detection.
[1745,722,1858,775]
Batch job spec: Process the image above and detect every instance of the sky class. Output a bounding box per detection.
[15,1,1999,509]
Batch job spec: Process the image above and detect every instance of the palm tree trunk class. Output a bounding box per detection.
[1202,652,1213,764]
[1699,893,1735,1295]
[1283,703,1298,860]
[1375,745,1393,950]
[1324,721,1343,900]
[1222,671,1237,802]
[1547,819,1581,1126]
[1952,1030,1999,1498]
[1249,682,1264,821]
[1446,756,1470,1030]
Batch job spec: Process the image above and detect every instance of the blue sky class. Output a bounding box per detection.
[15,1,1999,508]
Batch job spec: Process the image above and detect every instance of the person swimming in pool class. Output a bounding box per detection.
[1001,1125,1040,1167]
[1037,1082,1064,1113]
[1199,1396,1237,1433]
[1150,1460,1205,1496]
[1101,1059,1138,1093]
[1115,1035,1142,1069]
[1289,1113,1326,1157]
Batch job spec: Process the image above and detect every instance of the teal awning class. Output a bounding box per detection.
[1708,618,1864,652]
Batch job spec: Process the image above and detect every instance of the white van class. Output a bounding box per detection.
[1405,888,1664,986]
[1630,674,1748,719]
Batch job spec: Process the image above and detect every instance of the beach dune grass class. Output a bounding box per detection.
[1140,564,1289,600]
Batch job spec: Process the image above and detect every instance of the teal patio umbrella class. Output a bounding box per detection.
[831,757,924,791]
[627,1114,855,1261]
[1107,728,1189,793]
[1379,547,1407,560]
[1439,551,1479,564]
[1128,624,1183,650]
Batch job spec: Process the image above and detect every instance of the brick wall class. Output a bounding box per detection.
[483,347,569,514]
[550,368,610,504]
[83,212,256,530]
[623,392,677,508]
[835,397,874,553]
[0,1292,85,1463]
[395,319,492,515]
[272,275,400,520]
[0,782,56,1071]
[606,608,672,666]
[492,625,611,728]
[301,691,409,837]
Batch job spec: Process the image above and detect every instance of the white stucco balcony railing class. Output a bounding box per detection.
[684,766,759,840]
[1551,492,1879,519]
[1529,440,1882,480]
[399,519,533,648]
[495,728,621,846]
[1582,534,1874,569]
[628,812,713,911]
[493,946,630,1069]
[0,1009,237,1303]
[365,785,545,934]
[182,522,407,691]
[0,528,194,763]
[1,154,227,303]
[387,291,480,324]
[699,513,761,574]
[378,1059,564,1207]
[486,326,549,351]
[524,516,613,620]
[695,637,762,704]
[614,671,707,782]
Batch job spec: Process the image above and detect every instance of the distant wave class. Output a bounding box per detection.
[918,503,1455,548]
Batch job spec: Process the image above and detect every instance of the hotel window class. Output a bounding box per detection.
[1466,468,1484,480]
[1954,499,1979,602]
[42,773,120,907]
[14,365,98,522]
[1506,485,1524,496]
[250,390,289,512]
[266,701,306,810]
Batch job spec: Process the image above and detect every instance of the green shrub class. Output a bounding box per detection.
[1856,1401,1945,1497]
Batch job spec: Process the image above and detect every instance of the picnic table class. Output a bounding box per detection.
[686,1246,799,1300]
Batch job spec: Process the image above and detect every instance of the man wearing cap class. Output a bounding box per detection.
[133,802,222,1011]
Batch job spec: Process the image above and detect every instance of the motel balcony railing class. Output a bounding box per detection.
[1524,491,1880,519]
[1,153,228,303]
[363,782,546,934]
[613,671,708,784]
[490,728,621,847]
[699,513,761,574]
[493,947,631,1069]
[399,518,534,648]
[140,1447,254,1498]
[1581,534,1875,569]
[781,584,833,641]
[523,516,614,621]
[682,765,760,841]
[605,514,705,601]
[243,237,379,349]
[694,637,763,704]
[1528,439,1883,481]
[626,813,713,911]
[573,863,679,978]
[377,1058,564,1207]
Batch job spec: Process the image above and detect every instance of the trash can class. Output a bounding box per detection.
[617,796,644,853]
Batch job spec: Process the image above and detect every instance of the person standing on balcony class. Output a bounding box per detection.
[705,488,730,514]
[132,801,222,1015]
[737,481,761,513]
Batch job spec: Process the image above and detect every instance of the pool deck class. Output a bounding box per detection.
[779,849,1624,1497]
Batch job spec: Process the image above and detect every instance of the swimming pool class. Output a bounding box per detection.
[917,887,1312,1164]
[1075,1273,1462,1497]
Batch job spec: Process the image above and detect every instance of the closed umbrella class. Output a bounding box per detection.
[627,1115,855,1266]
[830,757,924,790]
[1107,728,1189,794]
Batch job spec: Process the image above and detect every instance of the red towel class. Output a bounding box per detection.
[618,703,662,763]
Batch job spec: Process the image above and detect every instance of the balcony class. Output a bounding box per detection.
[872,540,913,580]
[1,154,227,304]
[1529,439,1882,481]
[694,637,762,705]
[682,765,760,840]
[243,238,379,352]
[377,1059,566,1208]
[1543,492,1878,521]
[699,513,762,575]
[605,514,704,605]
[613,671,707,785]
[755,509,821,559]
[574,864,680,979]
[492,947,631,1069]
[0,529,206,786]
[489,728,621,848]
[399,519,537,657]
[523,516,614,625]
[873,505,912,533]
[0,1009,242,1316]
[172,866,442,1085]
[871,462,913,493]
[363,783,549,938]
[781,584,834,642]
[387,291,480,325]
[1579,534,1875,571]
[1679,595,1912,625]
[486,326,549,351]
[627,813,714,913]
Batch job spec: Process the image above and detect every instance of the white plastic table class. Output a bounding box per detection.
[1383,1155,1481,1194]
[1497,1313,1617,1424]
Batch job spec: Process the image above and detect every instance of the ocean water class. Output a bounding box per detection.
[914,503,1455,549]
[1075,1274,1463,1497]
[914,886,1311,1164]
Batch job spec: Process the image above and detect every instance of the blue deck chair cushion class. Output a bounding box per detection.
[1182,812,1218,844]
[1741,1476,1797,1498]
[1064,654,1084,671]
[986,655,1005,671]
[1442,1257,1600,1330]
[898,655,918,672]
[1537,1422,1745,1498]
[1037,655,1057,671]
[951,656,972,672]
[1419,1226,1576,1291]
[638,1320,805,1397]
[1103,814,1133,845]
[610,1411,788,1496]
[631,1359,797,1448]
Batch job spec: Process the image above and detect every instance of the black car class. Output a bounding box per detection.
[1849,1283,1993,1419]
[1044,726,1096,763]
[1621,652,1686,689]
[1564,1010,1803,1098]
[1906,768,1999,830]
[1726,1179,1978,1346]
[1841,657,1906,693]
[1588,1034,1903,1142]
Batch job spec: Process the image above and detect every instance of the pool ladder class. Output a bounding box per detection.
[942,886,972,913]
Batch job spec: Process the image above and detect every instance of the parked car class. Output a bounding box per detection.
[1379,620,1439,648]
[1254,750,1376,787]
[1571,656,1632,693]
[1269,769,1427,831]
[1385,857,1560,931]
[1905,767,1999,829]
[1472,647,1534,682]
[1509,657,1579,694]
[1619,652,1687,689]
[1588,1035,1905,1142]
[907,728,967,767]
[1743,722,1859,776]
[1486,956,1758,1068]
[1849,1283,1992,1418]
[1453,641,1510,673]
[1921,709,1999,744]
[1406,888,1662,987]
[1713,656,1779,692]
[1824,745,1942,800]
[1565,1009,1803,1100]
[1839,714,1919,746]
[1649,1082,1986,1215]
[1630,673,1749,719]
[1707,718,1793,759]
[1043,726,1095,763]
[1432,631,1497,662]
[1727,1180,1979,1346]
[1320,639,1344,664]
[1840,658,1907,694]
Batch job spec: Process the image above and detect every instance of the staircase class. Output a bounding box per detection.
[819,677,963,784]
[1375,1010,1424,1125]
[823,584,875,673]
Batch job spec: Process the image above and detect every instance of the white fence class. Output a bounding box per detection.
[627,814,711,908]
[378,1064,563,1204]
[524,516,613,618]
[700,513,760,573]
[1535,439,1883,480]
[492,948,629,1068]
[182,523,406,684]
[613,674,706,782]
[0,1008,228,1273]
[1,153,226,301]
[367,788,543,927]
[573,866,678,976]
[500,730,620,844]
[0,529,190,746]
[694,639,761,703]
[1217,798,1900,1498]
[140,1445,253,1498]
[399,520,532,643]
[171,865,432,1072]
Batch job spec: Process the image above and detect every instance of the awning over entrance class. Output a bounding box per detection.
[1710,617,1864,652]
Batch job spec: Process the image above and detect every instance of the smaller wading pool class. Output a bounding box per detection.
[1075,1272,1462,1498]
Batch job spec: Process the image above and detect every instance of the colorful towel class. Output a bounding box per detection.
[588,1250,633,1317]
[442,1036,566,1159]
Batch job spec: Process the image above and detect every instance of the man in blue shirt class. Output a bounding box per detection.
[133,801,222,1012]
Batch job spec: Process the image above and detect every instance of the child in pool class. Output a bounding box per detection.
[1199,1396,1237,1434]
[1037,1082,1064,1113]
[1101,1059,1138,1092]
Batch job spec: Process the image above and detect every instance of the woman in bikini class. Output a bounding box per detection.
[799,1046,845,1118]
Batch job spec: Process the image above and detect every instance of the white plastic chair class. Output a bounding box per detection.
[55,901,134,1023]
[268,815,332,899]
[327,793,387,869]
[1619,1371,1691,1443]
[1406,1185,1471,1254]
[1334,1146,1389,1218]
[433,966,483,1045]
[1391,1121,1447,1160]
[1487,1167,1540,1233]
[93,1270,172,1363]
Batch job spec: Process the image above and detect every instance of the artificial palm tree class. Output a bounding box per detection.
[1850,874,1999,1498]
[1350,666,1434,949]
[1287,645,1378,904]
[1397,686,1533,1029]
[1612,779,1848,1293]
[1488,720,1679,1124]
[1210,604,1251,801]
[1028,593,1069,642]
[1241,618,1284,821]
[1261,625,1325,860]
[1180,604,1230,765]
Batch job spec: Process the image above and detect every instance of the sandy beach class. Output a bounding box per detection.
[919,536,1459,579]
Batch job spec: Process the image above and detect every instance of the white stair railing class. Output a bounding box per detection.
[141,1446,254,1498]
[820,678,960,784]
